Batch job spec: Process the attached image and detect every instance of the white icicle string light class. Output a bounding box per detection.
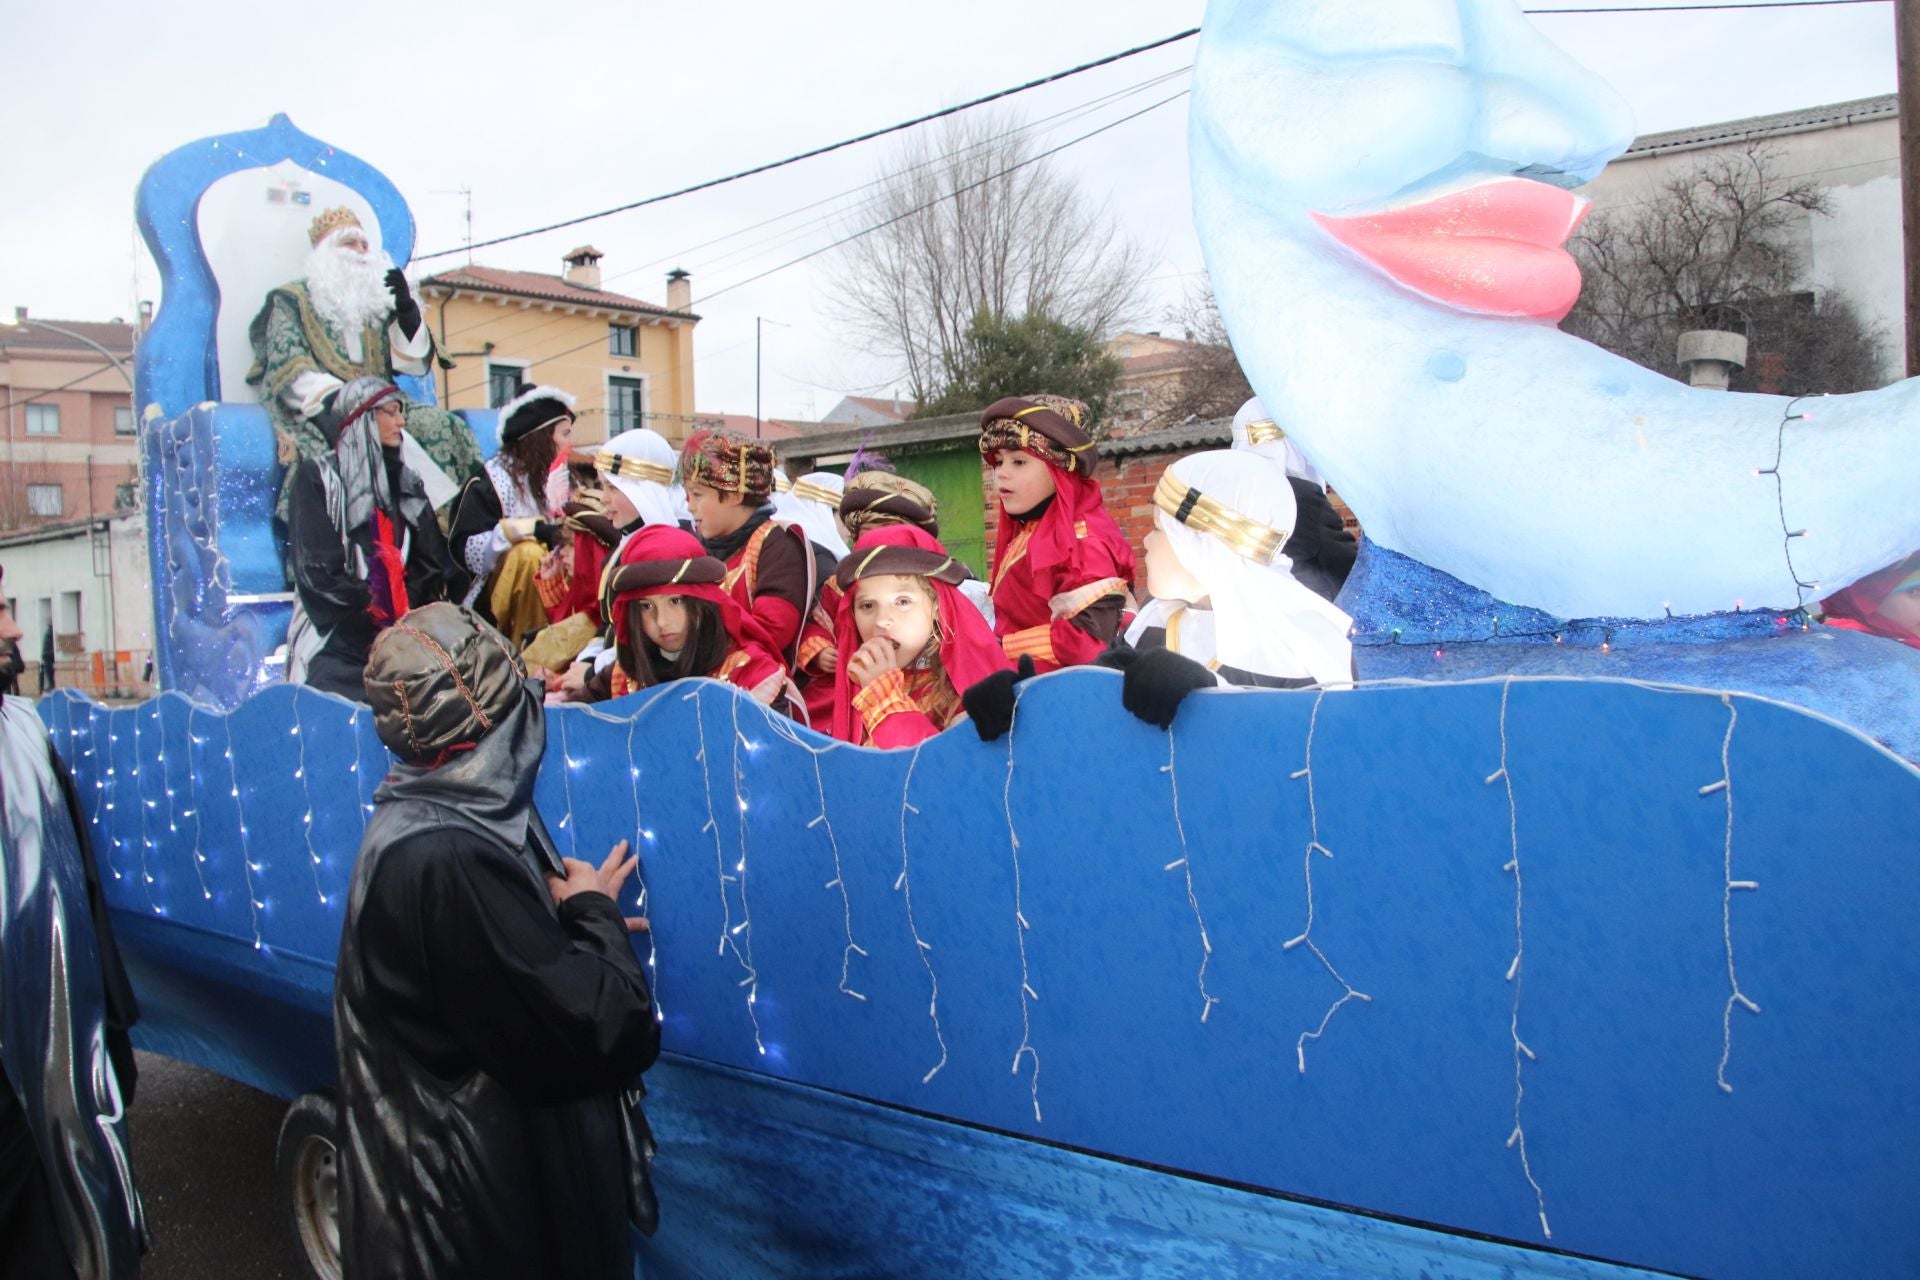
[625,715,662,1021]
[683,686,763,1053]
[1487,679,1551,1241]
[1162,727,1221,1023]
[896,741,949,1083]
[737,695,872,1004]
[728,693,766,1054]
[222,713,265,951]
[806,737,867,1002]
[349,709,377,824]
[156,699,210,904]
[291,698,328,906]
[184,706,208,892]
[1002,694,1043,1122]
[1707,693,1760,1094]
[1284,690,1371,1073]
[86,705,112,854]
[130,704,160,912]
[554,713,581,854]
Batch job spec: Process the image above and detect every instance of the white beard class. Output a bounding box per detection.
[304,237,396,339]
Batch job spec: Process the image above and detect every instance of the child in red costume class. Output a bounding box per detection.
[831,526,1011,749]
[678,428,819,668]
[605,525,793,708]
[977,395,1136,671]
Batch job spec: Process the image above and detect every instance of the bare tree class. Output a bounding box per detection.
[1563,143,1888,394]
[1140,276,1254,429]
[832,110,1151,406]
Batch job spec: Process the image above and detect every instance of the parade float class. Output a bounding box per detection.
[35,0,1920,1276]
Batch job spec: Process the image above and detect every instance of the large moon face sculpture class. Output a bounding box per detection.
[1190,0,1920,621]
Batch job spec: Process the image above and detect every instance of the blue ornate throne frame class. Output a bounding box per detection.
[133,113,497,708]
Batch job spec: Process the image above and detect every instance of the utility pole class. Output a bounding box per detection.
[755,316,763,439]
[1901,0,1920,375]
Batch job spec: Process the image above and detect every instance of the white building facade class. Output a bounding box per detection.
[1579,95,1903,384]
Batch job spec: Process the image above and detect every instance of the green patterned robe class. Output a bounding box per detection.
[246,282,485,525]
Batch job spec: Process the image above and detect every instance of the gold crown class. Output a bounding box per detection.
[309,206,364,247]
[1152,470,1289,565]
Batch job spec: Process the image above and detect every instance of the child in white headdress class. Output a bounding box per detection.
[1112,449,1354,726]
[785,471,851,559]
[1230,396,1355,601]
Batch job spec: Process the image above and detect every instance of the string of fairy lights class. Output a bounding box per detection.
[1002,696,1044,1122]
[52,667,1791,1248]
[1285,691,1372,1074]
[1488,679,1551,1241]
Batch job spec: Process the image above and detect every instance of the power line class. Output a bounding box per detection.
[441,88,1187,397]
[693,90,1190,306]
[432,64,1194,349]
[414,27,1202,261]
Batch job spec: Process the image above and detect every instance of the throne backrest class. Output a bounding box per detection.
[134,113,432,422]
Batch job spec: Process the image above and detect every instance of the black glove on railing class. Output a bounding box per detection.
[962,654,1036,742]
[385,268,422,339]
[1118,647,1216,730]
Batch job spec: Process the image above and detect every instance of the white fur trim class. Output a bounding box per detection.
[497,384,578,436]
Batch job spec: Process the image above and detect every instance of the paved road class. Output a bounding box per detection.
[128,1051,302,1279]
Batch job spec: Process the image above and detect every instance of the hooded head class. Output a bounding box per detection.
[784,471,850,558]
[364,602,528,765]
[1146,451,1353,686]
[593,428,679,528]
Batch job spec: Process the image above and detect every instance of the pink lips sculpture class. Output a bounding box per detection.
[1310,179,1590,321]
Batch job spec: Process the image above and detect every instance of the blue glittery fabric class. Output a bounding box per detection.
[1343,538,1920,762]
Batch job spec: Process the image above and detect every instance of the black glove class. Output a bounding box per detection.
[1119,647,1216,730]
[385,268,422,338]
[533,520,563,549]
[310,388,347,442]
[962,654,1036,742]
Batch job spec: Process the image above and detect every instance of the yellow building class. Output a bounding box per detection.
[419,248,700,446]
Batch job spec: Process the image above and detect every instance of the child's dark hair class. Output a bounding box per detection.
[616,595,731,688]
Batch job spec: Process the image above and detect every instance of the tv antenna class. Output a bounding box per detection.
[432,186,474,262]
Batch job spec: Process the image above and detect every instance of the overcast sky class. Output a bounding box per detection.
[0,0,1896,420]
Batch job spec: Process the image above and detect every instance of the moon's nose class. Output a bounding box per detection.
[1461,0,1637,184]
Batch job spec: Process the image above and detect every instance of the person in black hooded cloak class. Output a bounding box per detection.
[333,602,659,1279]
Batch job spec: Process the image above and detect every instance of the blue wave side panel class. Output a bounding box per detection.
[41,674,1920,1280]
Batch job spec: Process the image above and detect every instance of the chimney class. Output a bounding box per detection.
[562,245,603,288]
[666,267,691,313]
[1676,330,1747,392]
[12,306,25,322]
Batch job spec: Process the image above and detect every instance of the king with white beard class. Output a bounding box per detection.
[247,206,484,532]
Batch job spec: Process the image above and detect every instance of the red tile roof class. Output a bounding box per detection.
[420,265,695,320]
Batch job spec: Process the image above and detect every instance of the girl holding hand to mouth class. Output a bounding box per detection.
[832,526,1010,748]
[604,525,795,710]
[977,395,1136,672]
